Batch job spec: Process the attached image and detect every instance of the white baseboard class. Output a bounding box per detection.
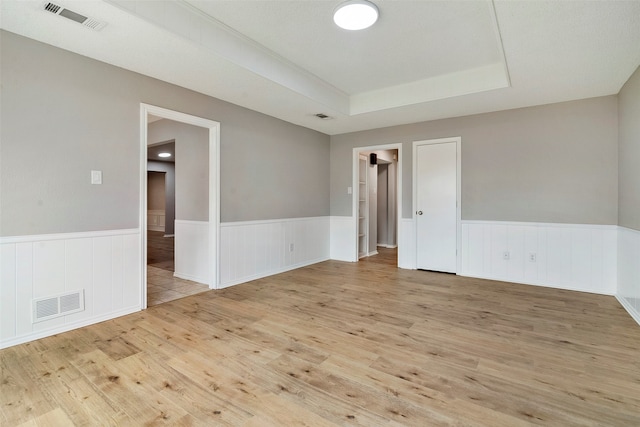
[617,226,640,326]
[616,295,640,327]
[460,221,617,295]
[330,216,356,262]
[1,305,140,350]
[0,229,141,349]
[218,257,329,289]
[174,220,209,286]
[398,218,416,269]
[220,217,330,288]
[2,220,637,349]
[173,272,209,286]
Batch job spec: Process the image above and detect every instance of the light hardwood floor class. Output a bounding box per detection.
[2,248,639,426]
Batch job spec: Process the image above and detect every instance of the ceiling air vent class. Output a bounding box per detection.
[44,2,61,14]
[314,113,333,120]
[42,2,107,31]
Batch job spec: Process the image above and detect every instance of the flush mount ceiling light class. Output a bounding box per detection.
[158,152,171,158]
[333,0,379,30]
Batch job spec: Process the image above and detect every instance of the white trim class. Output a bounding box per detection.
[140,104,221,309]
[0,228,139,244]
[352,143,403,263]
[219,216,329,287]
[462,220,618,230]
[1,229,141,348]
[330,216,357,262]
[616,225,640,327]
[460,220,617,295]
[398,218,416,269]
[1,305,139,350]
[174,271,206,283]
[219,257,329,289]
[221,216,328,227]
[174,220,210,285]
[175,219,210,225]
[463,273,616,296]
[412,137,462,273]
[616,295,640,327]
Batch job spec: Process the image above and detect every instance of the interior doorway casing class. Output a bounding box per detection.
[352,143,402,263]
[140,104,220,309]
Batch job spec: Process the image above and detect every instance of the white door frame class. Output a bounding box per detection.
[140,104,220,309]
[352,143,403,262]
[412,137,462,273]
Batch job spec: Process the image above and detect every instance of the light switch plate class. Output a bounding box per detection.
[91,170,102,185]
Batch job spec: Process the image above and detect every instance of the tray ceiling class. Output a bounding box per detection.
[1,0,639,135]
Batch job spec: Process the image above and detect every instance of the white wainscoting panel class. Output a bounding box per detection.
[330,216,356,262]
[219,217,330,288]
[461,221,617,295]
[617,226,640,326]
[398,218,416,270]
[0,229,141,349]
[147,210,166,232]
[174,220,210,285]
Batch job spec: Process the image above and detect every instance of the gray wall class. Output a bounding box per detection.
[147,172,166,210]
[148,120,209,222]
[0,30,330,236]
[618,65,640,231]
[375,151,398,247]
[331,96,619,224]
[147,161,176,235]
[221,109,329,222]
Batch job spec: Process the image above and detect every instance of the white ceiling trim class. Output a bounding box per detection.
[107,0,511,117]
[107,0,351,114]
[351,62,510,115]
[2,1,639,135]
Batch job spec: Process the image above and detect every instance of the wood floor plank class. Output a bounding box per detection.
[0,349,60,425]
[25,348,131,426]
[17,407,74,427]
[71,349,190,425]
[320,354,533,427]
[2,248,640,425]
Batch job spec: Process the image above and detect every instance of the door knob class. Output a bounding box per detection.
[417,210,423,215]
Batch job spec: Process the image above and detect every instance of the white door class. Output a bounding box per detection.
[415,141,457,273]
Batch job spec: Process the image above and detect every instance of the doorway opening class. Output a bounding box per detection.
[146,137,209,305]
[352,143,402,265]
[140,104,220,309]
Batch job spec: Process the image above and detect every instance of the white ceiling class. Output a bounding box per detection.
[2,0,640,135]
[148,139,175,163]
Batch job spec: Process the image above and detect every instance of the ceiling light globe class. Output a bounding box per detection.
[158,152,171,158]
[333,0,379,31]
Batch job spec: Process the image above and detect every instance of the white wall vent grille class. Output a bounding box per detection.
[33,289,85,323]
[41,2,107,31]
